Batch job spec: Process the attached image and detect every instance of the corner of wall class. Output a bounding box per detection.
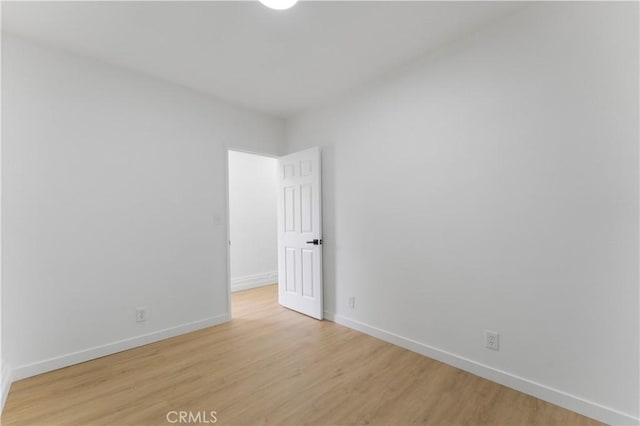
[1,358,12,414]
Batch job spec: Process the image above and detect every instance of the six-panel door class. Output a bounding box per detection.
[277,147,323,319]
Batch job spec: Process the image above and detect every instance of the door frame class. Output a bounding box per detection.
[224,147,281,319]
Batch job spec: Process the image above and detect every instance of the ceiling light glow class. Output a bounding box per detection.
[259,0,298,10]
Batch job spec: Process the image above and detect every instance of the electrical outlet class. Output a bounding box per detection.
[348,296,355,309]
[485,330,499,351]
[136,307,147,322]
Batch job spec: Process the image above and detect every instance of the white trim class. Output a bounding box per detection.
[1,359,12,413]
[231,271,278,292]
[11,314,230,381]
[323,311,639,426]
[225,149,233,321]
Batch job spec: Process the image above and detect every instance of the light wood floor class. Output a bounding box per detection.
[3,285,600,426]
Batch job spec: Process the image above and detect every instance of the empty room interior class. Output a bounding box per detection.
[0,1,638,425]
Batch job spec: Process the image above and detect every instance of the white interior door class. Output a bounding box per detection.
[277,147,323,319]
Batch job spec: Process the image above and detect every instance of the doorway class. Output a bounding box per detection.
[227,150,279,306]
[226,147,324,320]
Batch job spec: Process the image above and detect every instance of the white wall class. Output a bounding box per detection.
[286,3,638,424]
[1,34,284,380]
[0,29,5,412]
[228,151,278,291]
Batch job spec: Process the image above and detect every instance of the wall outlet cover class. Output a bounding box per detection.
[485,330,499,351]
[136,307,148,322]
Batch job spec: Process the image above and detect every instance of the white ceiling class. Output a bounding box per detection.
[2,1,525,117]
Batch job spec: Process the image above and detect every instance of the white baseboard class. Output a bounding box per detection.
[1,359,12,414]
[323,311,639,426]
[11,313,230,382]
[231,271,277,292]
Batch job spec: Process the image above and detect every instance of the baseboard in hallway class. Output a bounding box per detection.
[231,271,277,292]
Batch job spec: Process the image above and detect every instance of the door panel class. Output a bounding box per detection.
[277,147,323,319]
[301,249,314,298]
[284,186,296,232]
[300,184,313,233]
[285,247,297,293]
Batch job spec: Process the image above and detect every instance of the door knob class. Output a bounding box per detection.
[306,239,322,245]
